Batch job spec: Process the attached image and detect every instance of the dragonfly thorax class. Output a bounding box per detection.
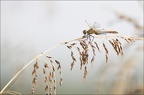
[83,29,96,35]
[87,29,96,34]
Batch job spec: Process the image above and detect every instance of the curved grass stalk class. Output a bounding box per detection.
[94,35,143,40]
[0,38,82,94]
[2,90,22,95]
[0,35,143,94]
[0,44,60,94]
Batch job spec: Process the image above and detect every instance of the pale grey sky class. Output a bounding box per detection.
[1,1,143,52]
[1,1,143,94]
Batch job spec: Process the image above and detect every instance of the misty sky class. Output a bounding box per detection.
[1,1,143,94]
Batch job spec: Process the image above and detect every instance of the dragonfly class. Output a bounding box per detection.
[83,20,118,40]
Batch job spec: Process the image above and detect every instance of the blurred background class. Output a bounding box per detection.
[1,1,143,94]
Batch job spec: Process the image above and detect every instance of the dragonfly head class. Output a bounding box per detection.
[83,30,87,34]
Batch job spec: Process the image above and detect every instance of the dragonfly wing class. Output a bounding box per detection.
[92,22,101,30]
[85,20,94,28]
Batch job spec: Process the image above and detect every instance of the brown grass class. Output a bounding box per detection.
[0,31,143,95]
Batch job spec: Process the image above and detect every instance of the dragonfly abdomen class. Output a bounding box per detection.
[95,30,118,35]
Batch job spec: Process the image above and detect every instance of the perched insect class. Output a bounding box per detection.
[83,20,118,40]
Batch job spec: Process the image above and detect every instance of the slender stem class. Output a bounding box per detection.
[0,35,142,94]
[0,43,61,94]
[0,37,83,94]
[94,35,143,40]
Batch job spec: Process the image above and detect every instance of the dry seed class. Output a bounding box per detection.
[60,78,62,86]
[32,69,36,75]
[52,65,55,72]
[46,56,52,59]
[57,64,61,70]
[67,45,72,49]
[45,85,49,91]
[91,56,95,65]
[71,60,74,70]
[70,43,77,46]
[103,43,109,63]
[43,68,46,74]
[44,63,49,68]
[71,51,76,61]
[34,62,39,69]
[64,42,68,44]
[94,42,101,52]
[55,60,60,65]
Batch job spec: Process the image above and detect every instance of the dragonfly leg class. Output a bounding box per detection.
[91,35,94,41]
[89,34,94,41]
[85,34,94,41]
[88,34,92,41]
[84,35,88,40]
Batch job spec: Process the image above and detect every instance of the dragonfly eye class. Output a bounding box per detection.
[83,30,87,34]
